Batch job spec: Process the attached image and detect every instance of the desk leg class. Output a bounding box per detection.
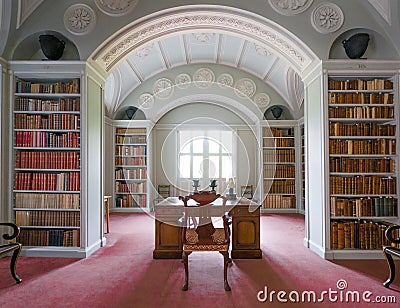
[105,198,110,233]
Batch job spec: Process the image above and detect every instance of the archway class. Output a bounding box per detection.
[89,4,320,255]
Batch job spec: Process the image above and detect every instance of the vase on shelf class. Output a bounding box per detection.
[271,106,283,120]
[342,33,370,59]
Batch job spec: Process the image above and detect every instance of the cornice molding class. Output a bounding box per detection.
[91,5,318,78]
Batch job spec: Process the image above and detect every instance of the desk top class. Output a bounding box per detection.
[156,196,258,206]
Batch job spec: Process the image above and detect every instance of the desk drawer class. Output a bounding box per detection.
[229,205,260,216]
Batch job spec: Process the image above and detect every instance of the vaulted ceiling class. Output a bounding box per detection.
[104,32,304,117]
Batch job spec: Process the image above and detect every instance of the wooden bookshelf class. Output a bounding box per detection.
[326,74,399,258]
[11,70,82,250]
[300,121,305,214]
[112,121,150,212]
[261,122,298,213]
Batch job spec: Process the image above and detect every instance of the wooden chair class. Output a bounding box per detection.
[382,225,400,288]
[0,222,22,283]
[179,192,231,291]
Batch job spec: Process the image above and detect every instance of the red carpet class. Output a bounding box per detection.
[0,213,399,307]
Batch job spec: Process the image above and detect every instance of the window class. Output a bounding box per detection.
[178,130,234,192]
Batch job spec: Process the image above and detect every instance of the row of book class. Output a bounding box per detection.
[15,210,80,227]
[14,172,80,191]
[15,114,80,130]
[15,97,80,111]
[17,229,80,247]
[330,220,398,250]
[16,79,80,94]
[15,131,80,148]
[329,139,396,155]
[115,195,147,208]
[263,138,294,148]
[16,151,80,169]
[264,179,295,194]
[328,92,393,105]
[330,196,397,217]
[263,149,295,163]
[328,79,393,91]
[115,157,147,166]
[115,145,147,156]
[329,122,395,137]
[264,127,295,137]
[264,165,295,178]
[329,157,395,173]
[115,168,147,180]
[116,128,146,134]
[14,193,80,209]
[330,176,397,195]
[115,135,146,144]
[115,182,147,193]
[328,106,394,119]
[263,195,296,209]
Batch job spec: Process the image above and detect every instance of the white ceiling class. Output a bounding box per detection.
[105,32,305,116]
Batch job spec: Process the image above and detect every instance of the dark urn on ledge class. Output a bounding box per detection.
[271,106,283,120]
[39,34,65,60]
[342,33,370,59]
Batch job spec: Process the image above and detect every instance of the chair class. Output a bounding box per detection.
[179,192,231,291]
[0,222,22,283]
[382,224,400,288]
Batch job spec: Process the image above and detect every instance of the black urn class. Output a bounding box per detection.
[271,106,283,119]
[342,33,370,59]
[39,34,65,60]
[125,107,138,120]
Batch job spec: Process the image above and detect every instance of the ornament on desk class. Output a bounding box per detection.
[193,179,200,193]
[209,179,217,192]
[227,178,237,200]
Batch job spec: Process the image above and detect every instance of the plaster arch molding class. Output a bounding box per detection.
[90,5,319,79]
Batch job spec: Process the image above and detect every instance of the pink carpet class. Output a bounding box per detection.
[0,213,399,307]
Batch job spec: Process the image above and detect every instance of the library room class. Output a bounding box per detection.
[1,1,400,307]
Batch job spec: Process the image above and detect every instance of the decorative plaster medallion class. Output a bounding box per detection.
[268,0,314,16]
[234,78,257,98]
[311,2,344,34]
[254,44,271,57]
[64,4,96,35]
[192,33,216,43]
[217,73,234,88]
[95,0,139,16]
[254,93,271,108]
[153,78,174,99]
[193,68,215,89]
[175,73,192,89]
[138,93,154,109]
[136,43,154,59]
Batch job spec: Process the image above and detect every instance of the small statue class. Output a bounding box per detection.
[227,178,237,200]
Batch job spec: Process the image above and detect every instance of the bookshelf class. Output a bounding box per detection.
[9,62,84,255]
[261,121,298,213]
[300,120,305,214]
[112,120,151,212]
[325,69,399,258]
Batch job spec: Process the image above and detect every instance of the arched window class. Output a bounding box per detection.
[178,130,234,192]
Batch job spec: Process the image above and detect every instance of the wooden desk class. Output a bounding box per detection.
[153,197,261,259]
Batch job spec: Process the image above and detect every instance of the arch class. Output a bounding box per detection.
[90,5,319,79]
